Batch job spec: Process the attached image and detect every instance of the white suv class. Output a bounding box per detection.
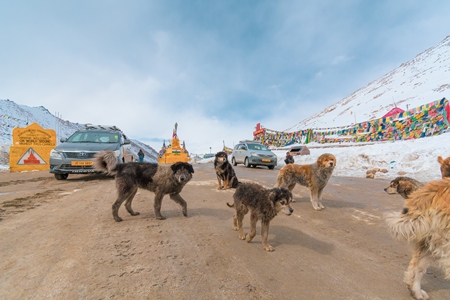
[49,125,133,180]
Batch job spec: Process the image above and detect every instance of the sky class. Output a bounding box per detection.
[1,0,450,154]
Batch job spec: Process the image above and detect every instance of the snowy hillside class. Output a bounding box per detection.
[286,35,450,131]
[0,99,85,144]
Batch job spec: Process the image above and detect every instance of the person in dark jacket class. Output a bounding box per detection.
[138,149,145,162]
[284,151,294,165]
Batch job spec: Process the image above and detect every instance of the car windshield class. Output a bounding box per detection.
[248,143,269,151]
[66,132,120,143]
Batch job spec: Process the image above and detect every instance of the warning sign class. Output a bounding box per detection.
[9,123,56,172]
[17,148,47,165]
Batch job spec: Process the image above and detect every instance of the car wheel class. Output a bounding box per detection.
[268,165,275,170]
[55,173,68,180]
[244,158,250,168]
[232,157,237,166]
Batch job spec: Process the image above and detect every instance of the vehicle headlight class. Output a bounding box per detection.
[50,150,63,159]
[250,152,257,157]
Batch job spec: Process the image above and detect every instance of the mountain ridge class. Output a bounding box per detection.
[285,35,450,131]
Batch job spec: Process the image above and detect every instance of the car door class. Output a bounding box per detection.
[236,144,248,163]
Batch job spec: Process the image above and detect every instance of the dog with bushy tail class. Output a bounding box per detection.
[386,179,450,300]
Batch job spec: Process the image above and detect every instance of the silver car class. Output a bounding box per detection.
[49,126,132,180]
[231,141,277,169]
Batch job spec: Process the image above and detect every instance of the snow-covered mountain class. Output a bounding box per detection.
[0,99,158,164]
[286,35,450,131]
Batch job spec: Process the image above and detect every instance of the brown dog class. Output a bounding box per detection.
[94,150,194,221]
[276,153,336,211]
[227,182,293,252]
[384,176,423,199]
[214,151,239,189]
[437,156,450,179]
[386,179,450,299]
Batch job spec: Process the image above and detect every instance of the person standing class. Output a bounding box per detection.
[138,149,145,162]
[284,151,294,165]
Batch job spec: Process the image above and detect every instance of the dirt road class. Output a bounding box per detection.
[0,164,449,300]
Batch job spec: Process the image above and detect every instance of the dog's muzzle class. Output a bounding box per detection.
[283,206,294,216]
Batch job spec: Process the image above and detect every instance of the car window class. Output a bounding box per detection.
[248,143,269,151]
[66,131,120,143]
[67,132,88,142]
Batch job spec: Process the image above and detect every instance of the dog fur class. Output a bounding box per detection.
[437,156,450,179]
[386,179,450,299]
[214,151,239,189]
[227,182,293,252]
[276,153,336,211]
[93,150,194,222]
[384,176,424,199]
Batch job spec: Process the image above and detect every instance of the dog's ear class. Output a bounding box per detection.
[397,180,413,195]
[186,163,194,174]
[268,189,280,206]
[438,156,444,165]
[170,162,182,173]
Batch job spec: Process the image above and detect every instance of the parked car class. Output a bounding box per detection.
[49,124,132,180]
[231,141,277,169]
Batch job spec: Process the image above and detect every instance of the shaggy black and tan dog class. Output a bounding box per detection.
[384,176,424,199]
[94,150,194,222]
[437,156,450,179]
[227,182,293,252]
[386,179,450,300]
[276,153,336,211]
[214,151,239,189]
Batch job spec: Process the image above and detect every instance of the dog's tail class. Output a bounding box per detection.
[93,150,119,175]
[385,211,431,242]
[226,202,234,208]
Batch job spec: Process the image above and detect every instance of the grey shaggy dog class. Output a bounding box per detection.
[227,182,293,252]
[93,150,194,222]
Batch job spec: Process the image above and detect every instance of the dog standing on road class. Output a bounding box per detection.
[227,182,293,252]
[94,150,194,222]
[386,179,450,300]
[384,176,423,199]
[214,151,239,189]
[276,153,336,211]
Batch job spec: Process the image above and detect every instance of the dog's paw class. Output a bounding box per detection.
[312,203,325,211]
[156,215,166,220]
[239,233,246,240]
[264,245,275,252]
[131,211,140,216]
[408,286,429,300]
[114,217,123,222]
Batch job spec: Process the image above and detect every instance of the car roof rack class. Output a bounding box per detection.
[85,124,122,132]
[239,140,257,143]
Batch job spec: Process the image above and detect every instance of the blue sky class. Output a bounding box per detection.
[1,0,449,154]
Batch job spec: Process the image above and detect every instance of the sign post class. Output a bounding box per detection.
[9,123,56,172]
